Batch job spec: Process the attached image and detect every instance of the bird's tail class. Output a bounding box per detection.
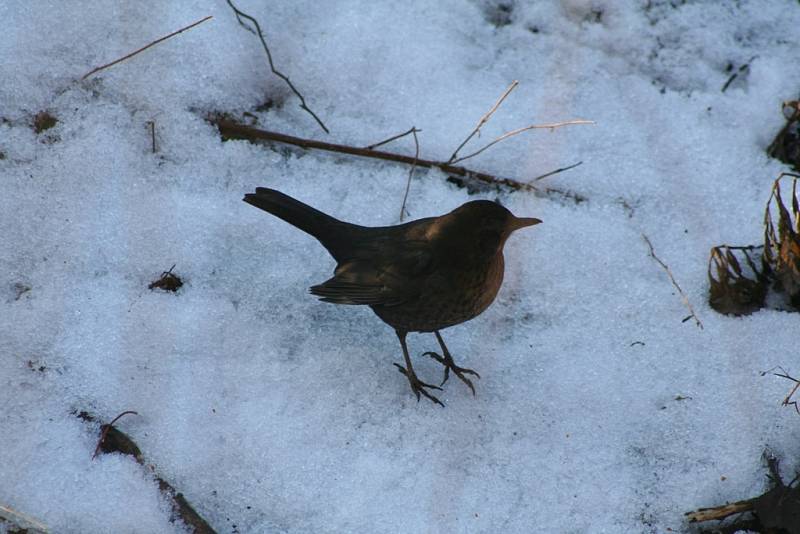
[243,187,357,260]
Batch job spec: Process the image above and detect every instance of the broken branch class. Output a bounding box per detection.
[686,451,800,532]
[448,80,519,163]
[531,161,583,182]
[212,118,583,198]
[642,234,704,329]
[365,127,421,151]
[82,16,212,80]
[93,410,139,459]
[449,120,595,165]
[78,411,216,533]
[399,127,420,221]
[225,0,328,134]
[0,504,49,534]
[721,56,757,93]
[766,367,800,414]
[685,499,755,522]
[147,120,157,153]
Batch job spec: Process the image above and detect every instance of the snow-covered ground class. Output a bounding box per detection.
[2,1,800,532]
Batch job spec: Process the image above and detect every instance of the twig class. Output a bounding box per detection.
[448,80,519,163]
[531,161,583,182]
[399,127,420,221]
[78,410,216,533]
[225,0,329,134]
[450,120,595,165]
[721,56,757,93]
[783,381,800,414]
[82,16,212,80]
[642,234,704,329]
[765,367,800,414]
[93,410,139,459]
[685,499,755,522]
[365,127,421,150]
[687,450,800,532]
[0,504,49,534]
[212,118,584,196]
[148,264,183,292]
[147,121,157,153]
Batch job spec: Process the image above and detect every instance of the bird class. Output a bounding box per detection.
[243,188,541,406]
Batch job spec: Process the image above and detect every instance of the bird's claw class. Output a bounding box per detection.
[393,363,444,406]
[423,351,480,396]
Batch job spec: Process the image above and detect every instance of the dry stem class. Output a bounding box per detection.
[82,16,212,80]
[450,120,594,165]
[147,121,157,153]
[225,0,328,133]
[78,410,216,533]
[448,80,519,163]
[399,127,420,221]
[642,234,704,329]
[767,367,800,413]
[784,380,800,413]
[721,56,756,93]
[531,161,583,181]
[212,118,583,197]
[685,499,755,522]
[365,127,421,150]
[0,504,49,533]
[93,410,139,459]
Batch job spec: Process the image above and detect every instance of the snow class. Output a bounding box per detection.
[2,1,800,532]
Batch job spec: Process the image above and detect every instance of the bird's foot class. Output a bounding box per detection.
[423,351,480,396]
[393,363,444,407]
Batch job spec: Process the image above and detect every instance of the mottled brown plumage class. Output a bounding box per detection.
[243,187,541,405]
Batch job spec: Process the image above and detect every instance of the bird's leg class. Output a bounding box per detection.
[392,330,444,407]
[423,330,480,396]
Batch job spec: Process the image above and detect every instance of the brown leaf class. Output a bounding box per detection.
[764,173,800,307]
[708,245,767,316]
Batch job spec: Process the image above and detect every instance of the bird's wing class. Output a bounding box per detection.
[309,238,433,306]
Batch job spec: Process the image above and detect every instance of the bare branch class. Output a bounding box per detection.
[365,127,421,150]
[93,410,139,459]
[0,504,49,534]
[642,234,704,329]
[448,80,519,163]
[450,120,594,165]
[721,56,757,93]
[212,118,585,200]
[226,0,329,134]
[766,367,800,414]
[531,161,583,182]
[685,499,755,522]
[146,120,157,153]
[399,127,420,221]
[78,410,215,533]
[783,381,800,413]
[82,16,213,80]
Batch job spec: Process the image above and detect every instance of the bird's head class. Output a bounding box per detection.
[446,200,541,258]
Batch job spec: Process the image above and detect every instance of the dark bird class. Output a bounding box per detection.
[243,188,541,405]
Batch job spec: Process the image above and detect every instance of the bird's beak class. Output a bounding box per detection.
[508,216,542,231]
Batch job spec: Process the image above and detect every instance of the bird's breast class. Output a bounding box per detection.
[458,252,505,318]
